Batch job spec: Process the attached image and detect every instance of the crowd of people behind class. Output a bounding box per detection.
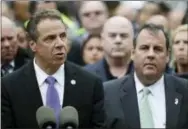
[1,1,188,79]
[1,1,188,129]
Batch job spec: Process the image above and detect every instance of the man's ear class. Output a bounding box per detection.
[29,40,37,52]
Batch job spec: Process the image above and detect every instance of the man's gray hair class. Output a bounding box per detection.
[26,9,64,41]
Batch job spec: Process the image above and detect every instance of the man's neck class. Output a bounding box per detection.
[177,63,188,74]
[35,58,60,75]
[106,56,131,78]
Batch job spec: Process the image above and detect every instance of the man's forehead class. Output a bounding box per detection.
[137,29,166,43]
[37,19,66,36]
[81,1,106,12]
[2,27,17,37]
[103,17,133,33]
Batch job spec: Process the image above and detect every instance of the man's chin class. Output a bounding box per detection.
[111,53,125,58]
[143,72,157,79]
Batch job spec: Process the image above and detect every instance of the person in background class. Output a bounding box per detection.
[16,25,29,49]
[172,24,188,79]
[79,1,109,41]
[168,10,185,31]
[1,16,31,77]
[114,3,136,22]
[84,16,134,82]
[1,1,14,20]
[181,4,188,24]
[104,24,188,129]
[1,9,105,128]
[146,15,169,32]
[81,35,104,65]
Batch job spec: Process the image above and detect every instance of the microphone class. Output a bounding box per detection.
[59,106,79,129]
[36,106,57,129]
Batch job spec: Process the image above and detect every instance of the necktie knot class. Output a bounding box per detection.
[2,63,12,70]
[45,76,56,85]
[143,88,151,96]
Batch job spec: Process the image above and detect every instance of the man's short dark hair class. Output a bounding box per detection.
[134,23,170,50]
[26,9,63,41]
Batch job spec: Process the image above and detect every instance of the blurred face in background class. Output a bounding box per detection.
[173,30,188,65]
[101,16,133,59]
[83,36,104,64]
[138,2,160,26]
[14,1,30,22]
[146,15,169,32]
[17,26,28,49]
[115,4,136,22]
[1,18,18,63]
[80,1,108,34]
[168,10,185,30]
[36,1,57,10]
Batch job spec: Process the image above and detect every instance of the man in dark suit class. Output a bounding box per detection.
[2,9,104,128]
[84,16,174,82]
[104,24,188,128]
[1,16,31,77]
[84,16,134,82]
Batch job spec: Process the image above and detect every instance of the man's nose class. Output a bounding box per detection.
[92,48,98,56]
[178,42,185,51]
[147,48,155,59]
[114,35,122,45]
[3,40,11,48]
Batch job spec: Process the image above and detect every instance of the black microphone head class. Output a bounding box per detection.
[36,106,57,129]
[59,106,79,128]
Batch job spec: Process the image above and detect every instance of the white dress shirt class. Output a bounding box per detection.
[134,72,166,128]
[33,59,65,106]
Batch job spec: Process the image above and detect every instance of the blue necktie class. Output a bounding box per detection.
[45,76,61,127]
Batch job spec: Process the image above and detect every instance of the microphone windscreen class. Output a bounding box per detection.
[59,106,79,128]
[36,106,56,129]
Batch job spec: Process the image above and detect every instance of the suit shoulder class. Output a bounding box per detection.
[167,74,188,90]
[2,63,27,82]
[68,61,102,81]
[103,76,128,91]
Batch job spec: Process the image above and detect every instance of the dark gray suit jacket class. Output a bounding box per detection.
[2,60,105,128]
[104,74,188,129]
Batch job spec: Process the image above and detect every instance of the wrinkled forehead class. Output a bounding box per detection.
[37,19,66,37]
[80,1,106,13]
[2,27,17,37]
[1,17,17,36]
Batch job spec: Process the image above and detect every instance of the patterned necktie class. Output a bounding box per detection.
[1,63,12,76]
[139,88,154,128]
[45,76,61,127]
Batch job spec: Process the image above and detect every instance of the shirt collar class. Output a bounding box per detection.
[33,58,65,86]
[1,60,15,68]
[134,72,164,96]
[10,60,15,68]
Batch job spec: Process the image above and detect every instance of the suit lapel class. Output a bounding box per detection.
[63,61,81,108]
[23,61,43,109]
[120,74,140,128]
[165,74,182,128]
